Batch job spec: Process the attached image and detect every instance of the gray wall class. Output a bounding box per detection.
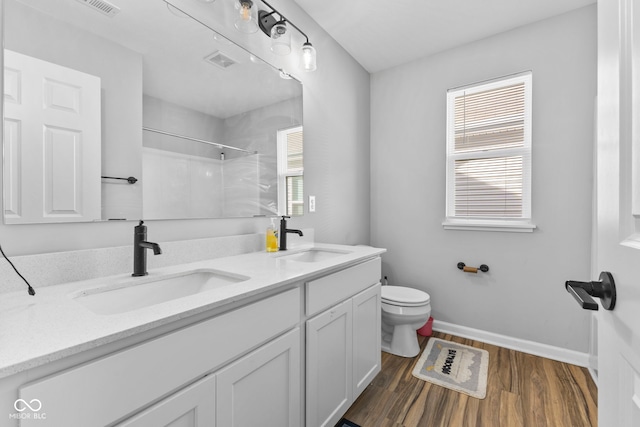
[370,6,596,352]
[0,0,371,255]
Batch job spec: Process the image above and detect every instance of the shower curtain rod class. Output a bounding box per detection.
[143,127,257,155]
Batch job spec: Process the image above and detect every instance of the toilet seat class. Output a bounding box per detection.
[381,286,430,307]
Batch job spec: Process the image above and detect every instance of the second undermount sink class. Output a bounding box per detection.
[74,269,250,315]
[276,248,352,263]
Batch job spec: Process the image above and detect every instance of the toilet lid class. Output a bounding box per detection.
[381,286,430,306]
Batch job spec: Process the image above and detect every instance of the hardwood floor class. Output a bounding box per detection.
[343,332,597,427]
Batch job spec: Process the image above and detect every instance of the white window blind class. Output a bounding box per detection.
[445,72,532,229]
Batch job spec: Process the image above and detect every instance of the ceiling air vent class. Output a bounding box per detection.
[203,51,238,70]
[75,0,120,17]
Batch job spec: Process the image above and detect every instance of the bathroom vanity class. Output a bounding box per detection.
[0,244,384,427]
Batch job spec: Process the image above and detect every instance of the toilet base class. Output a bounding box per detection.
[381,324,421,358]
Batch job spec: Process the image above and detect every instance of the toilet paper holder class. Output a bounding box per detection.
[457,262,489,273]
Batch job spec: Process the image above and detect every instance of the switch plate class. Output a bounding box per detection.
[309,195,316,212]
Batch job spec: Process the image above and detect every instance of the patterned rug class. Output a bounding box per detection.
[411,338,489,399]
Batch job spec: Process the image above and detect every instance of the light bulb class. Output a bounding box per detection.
[300,42,317,72]
[234,0,258,33]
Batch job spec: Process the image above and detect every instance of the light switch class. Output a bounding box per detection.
[309,195,316,212]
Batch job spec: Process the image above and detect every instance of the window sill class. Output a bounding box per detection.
[442,219,536,233]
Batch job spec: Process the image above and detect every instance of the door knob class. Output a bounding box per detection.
[565,271,616,311]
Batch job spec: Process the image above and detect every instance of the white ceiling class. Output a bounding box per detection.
[293,0,596,73]
[12,0,300,118]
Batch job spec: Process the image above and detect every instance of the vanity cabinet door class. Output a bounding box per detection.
[306,299,353,427]
[216,328,301,427]
[117,374,216,427]
[352,284,381,397]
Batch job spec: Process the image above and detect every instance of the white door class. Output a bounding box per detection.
[595,0,640,425]
[3,49,101,223]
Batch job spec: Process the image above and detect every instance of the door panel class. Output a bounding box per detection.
[3,49,101,223]
[216,328,301,427]
[306,300,353,427]
[352,284,381,396]
[596,0,640,425]
[117,374,216,427]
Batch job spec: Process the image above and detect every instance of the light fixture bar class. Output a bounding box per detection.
[258,0,310,43]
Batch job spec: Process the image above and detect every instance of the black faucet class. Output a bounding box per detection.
[132,220,162,276]
[279,215,303,251]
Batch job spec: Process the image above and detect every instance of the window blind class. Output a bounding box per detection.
[286,130,303,171]
[446,72,532,221]
[277,126,304,216]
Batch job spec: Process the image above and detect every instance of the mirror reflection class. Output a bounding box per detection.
[2,0,303,224]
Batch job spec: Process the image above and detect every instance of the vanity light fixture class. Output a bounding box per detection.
[244,0,317,71]
[300,41,317,72]
[270,20,291,55]
[234,0,259,33]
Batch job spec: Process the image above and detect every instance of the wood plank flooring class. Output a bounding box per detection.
[343,332,597,427]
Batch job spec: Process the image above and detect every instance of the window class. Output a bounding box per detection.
[277,126,304,216]
[443,72,535,232]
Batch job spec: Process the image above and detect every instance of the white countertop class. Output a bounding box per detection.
[0,243,385,379]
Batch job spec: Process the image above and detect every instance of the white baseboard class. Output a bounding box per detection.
[432,320,590,367]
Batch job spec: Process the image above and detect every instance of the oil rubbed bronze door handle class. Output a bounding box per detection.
[565,271,617,311]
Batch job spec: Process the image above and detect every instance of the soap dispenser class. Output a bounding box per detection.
[266,218,278,252]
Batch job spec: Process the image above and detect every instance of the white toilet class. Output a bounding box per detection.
[381,286,431,357]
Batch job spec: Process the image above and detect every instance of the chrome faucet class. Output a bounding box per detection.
[279,215,303,251]
[132,220,162,276]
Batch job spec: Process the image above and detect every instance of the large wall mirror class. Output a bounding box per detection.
[2,0,303,224]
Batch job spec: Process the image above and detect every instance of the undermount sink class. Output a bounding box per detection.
[276,248,352,263]
[74,269,249,315]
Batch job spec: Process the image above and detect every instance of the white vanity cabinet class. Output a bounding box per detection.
[119,328,301,427]
[2,253,384,427]
[16,288,300,427]
[305,258,382,427]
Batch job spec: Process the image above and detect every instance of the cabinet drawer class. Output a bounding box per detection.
[18,288,300,427]
[306,258,381,316]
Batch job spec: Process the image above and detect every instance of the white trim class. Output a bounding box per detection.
[447,70,534,93]
[432,319,590,367]
[442,219,536,233]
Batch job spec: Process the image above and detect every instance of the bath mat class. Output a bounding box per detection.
[412,337,489,399]
[335,418,361,427]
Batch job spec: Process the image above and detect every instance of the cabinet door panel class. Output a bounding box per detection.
[353,284,381,396]
[217,328,301,427]
[117,374,215,427]
[306,300,353,427]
